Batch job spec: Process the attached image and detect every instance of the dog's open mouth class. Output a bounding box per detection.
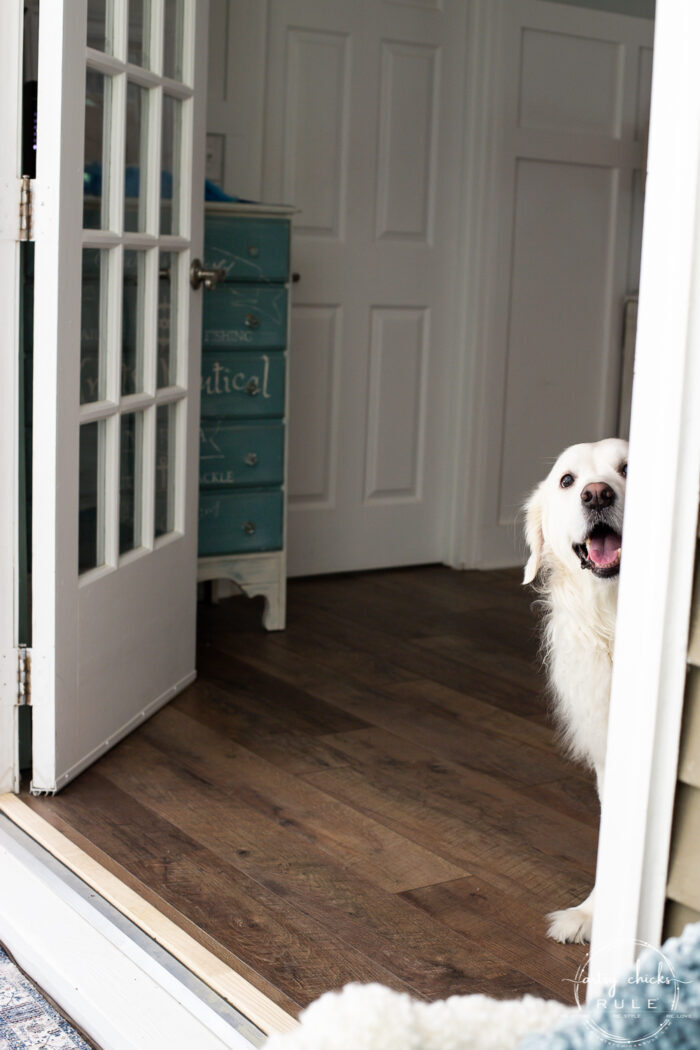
[573,523,622,578]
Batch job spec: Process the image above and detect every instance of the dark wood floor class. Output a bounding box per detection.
[26,566,599,1017]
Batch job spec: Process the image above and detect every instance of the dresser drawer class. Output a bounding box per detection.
[201,350,285,419]
[198,489,283,556]
[203,285,287,350]
[200,422,284,489]
[204,215,290,283]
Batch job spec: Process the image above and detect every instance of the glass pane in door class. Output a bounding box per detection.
[128,0,151,68]
[160,95,182,235]
[155,403,176,537]
[119,411,143,554]
[87,0,113,54]
[84,70,111,229]
[125,82,149,233]
[80,248,108,404]
[163,0,184,81]
[157,251,177,387]
[122,250,147,395]
[79,421,106,573]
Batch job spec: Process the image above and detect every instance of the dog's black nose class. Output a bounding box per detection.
[580,482,615,508]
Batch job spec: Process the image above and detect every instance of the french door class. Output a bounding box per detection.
[30,0,207,793]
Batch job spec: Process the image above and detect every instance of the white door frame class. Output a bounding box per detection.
[589,0,700,995]
[0,0,24,795]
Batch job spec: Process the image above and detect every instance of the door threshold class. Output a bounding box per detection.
[0,795,298,1049]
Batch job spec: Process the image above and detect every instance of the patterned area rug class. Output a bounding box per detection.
[0,945,93,1049]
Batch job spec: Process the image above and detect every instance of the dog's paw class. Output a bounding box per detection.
[546,907,593,944]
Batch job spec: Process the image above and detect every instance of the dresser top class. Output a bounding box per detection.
[205,201,298,218]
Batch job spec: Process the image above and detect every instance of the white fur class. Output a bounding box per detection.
[523,437,628,943]
[264,983,573,1050]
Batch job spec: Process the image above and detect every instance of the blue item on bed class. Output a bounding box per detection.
[517,922,700,1049]
[83,162,250,203]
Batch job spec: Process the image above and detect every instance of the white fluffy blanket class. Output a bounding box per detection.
[264,983,573,1050]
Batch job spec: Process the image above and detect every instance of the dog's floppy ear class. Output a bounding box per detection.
[523,483,545,585]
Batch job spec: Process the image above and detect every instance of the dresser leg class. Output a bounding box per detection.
[234,581,286,631]
[197,556,286,631]
[260,584,286,631]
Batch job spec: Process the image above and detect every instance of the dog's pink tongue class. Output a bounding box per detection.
[588,532,621,566]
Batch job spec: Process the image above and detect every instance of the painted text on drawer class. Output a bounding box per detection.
[201,351,285,418]
[200,422,284,488]
[204,216,290,283]
[203,285,288,349]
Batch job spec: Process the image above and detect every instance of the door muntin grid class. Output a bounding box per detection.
[79,0,194,578]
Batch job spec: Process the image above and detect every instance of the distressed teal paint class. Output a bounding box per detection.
[204,216,291,283]
[201,350,286,420]
[199,210,290,561]
[200,422,284,489]
[198,489,283,556]
[203,284,288,351]
[546,0,654,18]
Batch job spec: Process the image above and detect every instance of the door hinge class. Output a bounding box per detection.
[19,176,33,241]
[17,645,31,706]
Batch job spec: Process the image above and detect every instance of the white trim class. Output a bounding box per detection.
[0,0,24,794]
[444,0,505,569]
[589,0,700,996]
[0,811,262,1049]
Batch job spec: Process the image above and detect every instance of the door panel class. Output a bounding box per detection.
[468,0,653,567]
[31,0,207,793]
[263,0,469,576]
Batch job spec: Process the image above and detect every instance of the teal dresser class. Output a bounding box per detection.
[197,203,294,630]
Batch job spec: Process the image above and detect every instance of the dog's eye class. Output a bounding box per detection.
[560,473,575,489]
[620,463,627,478]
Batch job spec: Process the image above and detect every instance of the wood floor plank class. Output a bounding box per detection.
[195,644,369,737]
[21,799,302,1019]
[304,755,596,905]
[138,704,467,893]
[25,566,598,1011]
[414,633,542,694]
[223,605,548,722]
[400,877,585,1001]
[27,771,412,1007]
[204,639,572,790]
[92,732,518,1000]
[385,678,555,753]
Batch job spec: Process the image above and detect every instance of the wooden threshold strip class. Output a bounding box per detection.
[0,794,298,1038]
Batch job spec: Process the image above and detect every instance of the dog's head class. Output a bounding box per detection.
[523,438,628,585]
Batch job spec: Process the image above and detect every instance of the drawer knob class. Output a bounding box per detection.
[245,452,258,466]
[245,378,260,396]
[248,245,259,258]
[242,521,256,535]
[245,313,260,329]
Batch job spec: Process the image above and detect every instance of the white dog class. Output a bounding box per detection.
[523,437,628,944]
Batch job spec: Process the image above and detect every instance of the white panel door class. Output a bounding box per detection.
[263,0,468,576]
[464,0,653,568]
[31,0,208,793]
